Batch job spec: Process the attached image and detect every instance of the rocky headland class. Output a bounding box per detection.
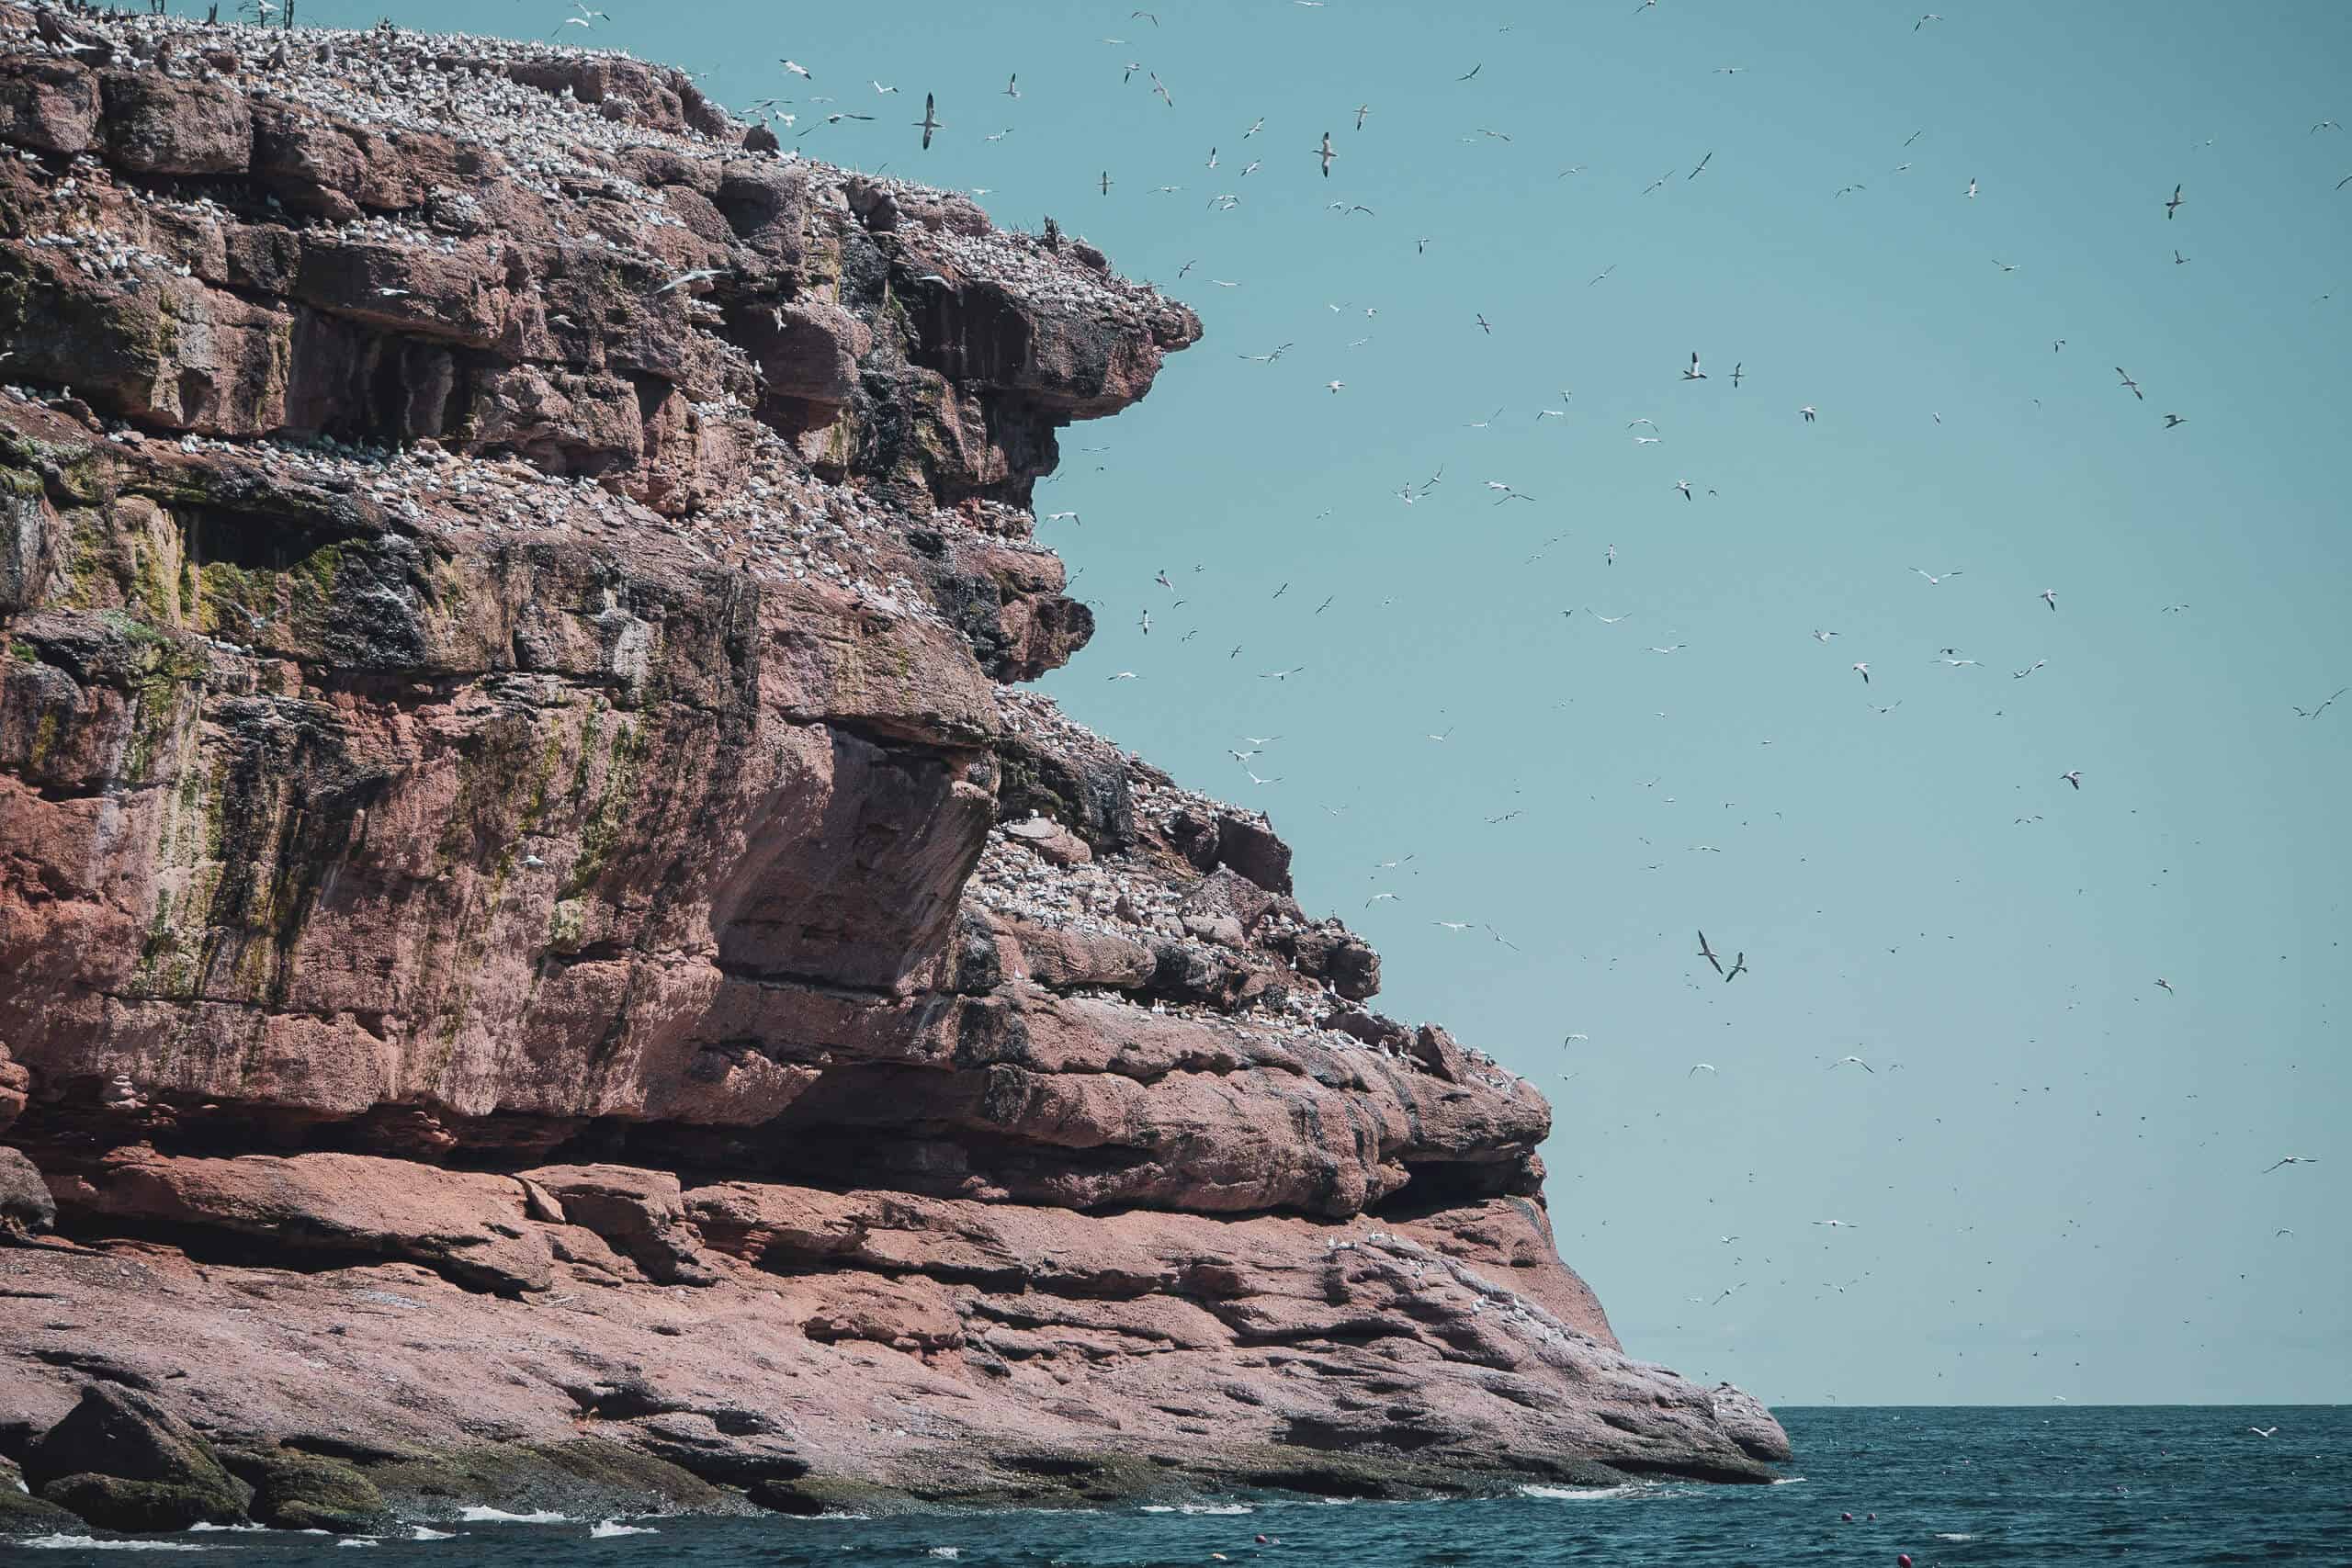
[0,5,1787,1536]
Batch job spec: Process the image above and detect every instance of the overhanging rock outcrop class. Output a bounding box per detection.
[0,5,1786,1529]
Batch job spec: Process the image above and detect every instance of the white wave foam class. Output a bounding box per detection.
[184,1524,267,1533]
[406,1527,458,1541]
[18,1538,217,1553]
[455,1506,573,1524]
[1141,1503,1254,1515]
[1770,1476,1808,1485]
[334,1540,379,1550]
[926,1551,960,1561]
[1936,1533,1979,1542]
[590,1520,659,1538]
[1519,1483,1651,1502]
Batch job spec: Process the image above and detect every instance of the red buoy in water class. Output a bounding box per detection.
[1898,1555,1914,1567]
[1842,1512,1854,1522]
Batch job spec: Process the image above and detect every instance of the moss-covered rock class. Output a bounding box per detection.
[40,1472,246,1531]
[22,1383,253,1530]
[367,1437,753,1523]
[0,1459,80,1534]
[221,1449,390,1534]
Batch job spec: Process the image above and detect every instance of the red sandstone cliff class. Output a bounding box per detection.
[0,6,1785,1533]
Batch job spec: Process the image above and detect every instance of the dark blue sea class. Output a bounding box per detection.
[12,1409,2347,1565]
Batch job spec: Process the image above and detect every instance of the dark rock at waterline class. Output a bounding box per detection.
[23,1383,253,1531]
[221,1449,390,1534]
[364,1438,755,1523]
[0,1456,79,1531]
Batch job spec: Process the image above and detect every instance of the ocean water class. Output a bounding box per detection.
[12,1407,2347,1565]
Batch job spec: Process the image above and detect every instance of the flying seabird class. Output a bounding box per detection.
[2292,687,2346,719]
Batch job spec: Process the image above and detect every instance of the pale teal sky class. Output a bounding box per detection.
[313,0,2348,1404]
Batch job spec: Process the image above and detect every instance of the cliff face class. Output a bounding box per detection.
[0,6,1786,1531]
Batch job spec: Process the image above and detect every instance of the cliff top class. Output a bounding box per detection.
[0,2,1181,328]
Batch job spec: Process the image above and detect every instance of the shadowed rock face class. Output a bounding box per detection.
[0,6,1785,1531]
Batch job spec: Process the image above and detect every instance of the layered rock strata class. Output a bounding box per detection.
[0,6,1786,1532]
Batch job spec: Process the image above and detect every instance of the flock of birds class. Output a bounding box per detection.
[500,0,2350,1409]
